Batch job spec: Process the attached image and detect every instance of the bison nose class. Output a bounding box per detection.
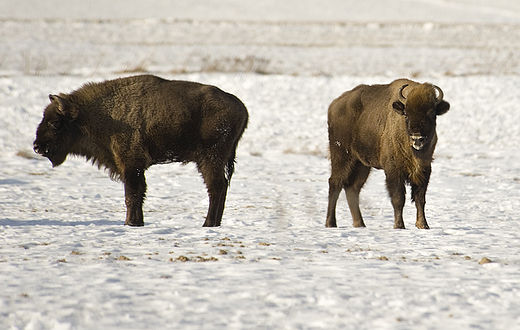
[33,142,48,155]
[411,135,427,150]
[33,142,41,154]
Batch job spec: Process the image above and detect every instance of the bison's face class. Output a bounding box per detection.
[392,84,450,151]
[33,94,79,167]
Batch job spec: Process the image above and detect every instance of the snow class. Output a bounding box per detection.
[2,1,520,329]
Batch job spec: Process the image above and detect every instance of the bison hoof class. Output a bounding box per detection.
[202,220,220,227]
[125,221,144,227]
[325,218,337,228]
[416,222,430,229]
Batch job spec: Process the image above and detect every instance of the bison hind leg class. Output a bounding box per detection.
[326,145,370,228]
[344,163,371,228]
[326,179,342,228]
[198,157,230,227]
[123,167,147,227]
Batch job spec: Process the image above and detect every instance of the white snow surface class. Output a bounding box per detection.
[2,1,520,329]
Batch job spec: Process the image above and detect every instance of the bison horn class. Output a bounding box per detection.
[433,85,444,104]
[398,84,408,103]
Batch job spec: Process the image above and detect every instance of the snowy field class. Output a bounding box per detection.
[2,1,520,329]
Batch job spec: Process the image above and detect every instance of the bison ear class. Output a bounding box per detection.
[49,94,79,121]
[392,101,405,115]
[436,100,450,116]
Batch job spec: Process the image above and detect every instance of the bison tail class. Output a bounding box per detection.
[225,154,236,184]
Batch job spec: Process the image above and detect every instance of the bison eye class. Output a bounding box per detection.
[48,119,61,129]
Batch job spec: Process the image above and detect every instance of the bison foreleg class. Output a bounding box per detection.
[123,168,146,227]
[385,172,406,229]
[411,168,431,229]
[414,199,429,229]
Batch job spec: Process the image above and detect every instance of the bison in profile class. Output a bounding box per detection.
[326,79,450,229]
[34,74,248,227]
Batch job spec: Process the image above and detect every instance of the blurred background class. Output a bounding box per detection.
[1,0,519,77]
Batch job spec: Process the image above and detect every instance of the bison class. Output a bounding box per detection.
[33,74,248,227]
[326,79,450,229]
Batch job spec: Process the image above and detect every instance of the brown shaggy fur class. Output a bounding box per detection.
[34,75,248,227]
[326,78,449,229]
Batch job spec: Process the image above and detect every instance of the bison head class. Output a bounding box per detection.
[392,83,450,151]
[33,94,79,167]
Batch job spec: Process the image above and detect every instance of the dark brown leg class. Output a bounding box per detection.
[203,177,228,227]
[326,179,342,227]
[212,184,228,227]
[199,160,228,227]
[123,168,146,226]
[386,171,406,229]
[412,167,431,229]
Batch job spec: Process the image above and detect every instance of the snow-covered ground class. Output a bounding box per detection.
[2,1,520,329]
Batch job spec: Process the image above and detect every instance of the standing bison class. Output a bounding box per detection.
[326,79,450,229]
[34,74,248,227]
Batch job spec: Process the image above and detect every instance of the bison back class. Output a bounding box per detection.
[139,79,248,165]
[328,84,395,168]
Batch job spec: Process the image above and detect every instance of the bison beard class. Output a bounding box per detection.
[33,75,248,227]
[326,79,450,229]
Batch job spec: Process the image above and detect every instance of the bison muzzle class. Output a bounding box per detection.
[34,74,248,227]
[326,79,450,229]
